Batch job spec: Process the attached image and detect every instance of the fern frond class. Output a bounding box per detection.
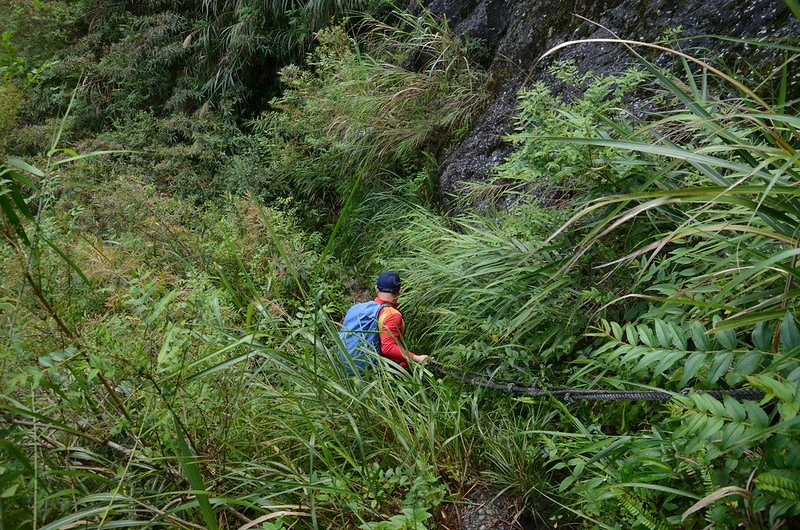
[619,496,668,530]
[699,459,718,497]
[755,469,800,501]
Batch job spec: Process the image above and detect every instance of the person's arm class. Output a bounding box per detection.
[379,309,415,367]
[380,308,429,365]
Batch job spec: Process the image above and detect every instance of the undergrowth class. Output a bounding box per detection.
[2,1,800,528]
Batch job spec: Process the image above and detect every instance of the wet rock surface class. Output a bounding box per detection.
[412,0,800,208]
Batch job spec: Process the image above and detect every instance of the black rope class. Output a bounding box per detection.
[428,359,765,403]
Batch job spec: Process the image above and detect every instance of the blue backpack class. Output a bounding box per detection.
[338,301,393,374]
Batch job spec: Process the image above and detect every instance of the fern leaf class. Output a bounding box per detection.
[619,496,668,530]
[755,469,800,501]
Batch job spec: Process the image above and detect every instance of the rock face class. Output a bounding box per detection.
[412,0,799,207]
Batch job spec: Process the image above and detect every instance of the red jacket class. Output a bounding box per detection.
[375,297,412,368]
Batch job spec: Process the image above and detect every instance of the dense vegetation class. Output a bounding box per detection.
[2,0,800,528]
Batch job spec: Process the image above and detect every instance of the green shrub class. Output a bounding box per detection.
[257,11,488,206]
[489,61,648,202]
[0,81,21,154]
[524,36,800,526]
[197,0,365,104]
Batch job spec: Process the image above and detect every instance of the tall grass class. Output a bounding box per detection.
[198,0,365,100]
[517,36,800,526]
[540,37,800,337]
[6,2,800,527]
[257,7,489,207]
[2,148,553,527]
[338,31,800,526]
[3,280,548,527]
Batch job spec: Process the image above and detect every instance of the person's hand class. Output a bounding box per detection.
[412,354,430,363]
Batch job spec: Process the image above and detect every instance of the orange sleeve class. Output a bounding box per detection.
[378,307,412,368]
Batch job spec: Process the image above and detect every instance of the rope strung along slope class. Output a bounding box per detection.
[428,360,764,403]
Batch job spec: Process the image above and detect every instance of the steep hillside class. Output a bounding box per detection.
[3,1,800,528]
[415,0,799,205]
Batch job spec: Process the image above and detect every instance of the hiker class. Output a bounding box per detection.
[338,271,429,372]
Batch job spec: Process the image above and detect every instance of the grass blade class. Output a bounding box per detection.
[173,414,219,530]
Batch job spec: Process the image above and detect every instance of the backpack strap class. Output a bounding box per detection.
[376,302,396,323]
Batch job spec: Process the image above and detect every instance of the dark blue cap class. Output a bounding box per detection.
[376,271,402,293]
